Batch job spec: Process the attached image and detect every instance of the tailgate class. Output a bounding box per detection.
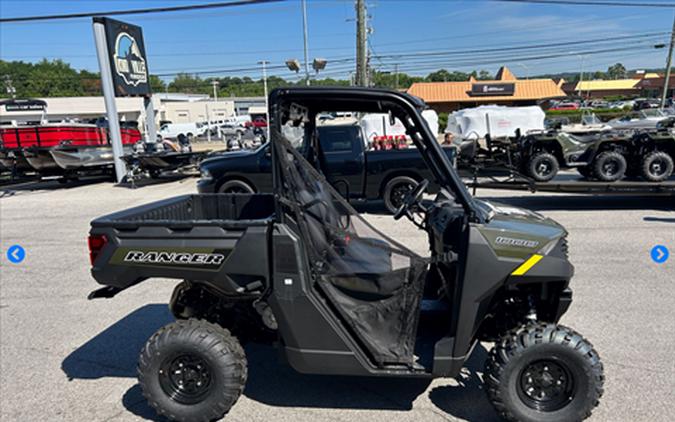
[88,194,273,296]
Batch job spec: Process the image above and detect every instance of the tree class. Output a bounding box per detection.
[427,69,452,82]
[607,63,626,80]
[149,75,166,93]
[477,70,492,80]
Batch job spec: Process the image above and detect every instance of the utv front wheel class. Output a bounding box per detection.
[485,323,604,422]
[526,152,559,182]
[138,319,247,422]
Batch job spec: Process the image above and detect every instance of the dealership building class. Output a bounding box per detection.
[0,94,265,135]
[407,67,566,113]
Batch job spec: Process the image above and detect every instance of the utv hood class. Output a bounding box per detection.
[474,200,567,260]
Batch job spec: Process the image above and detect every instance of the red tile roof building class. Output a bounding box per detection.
[407,66,566,113]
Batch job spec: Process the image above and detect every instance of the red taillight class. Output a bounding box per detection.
[88,234,107,266]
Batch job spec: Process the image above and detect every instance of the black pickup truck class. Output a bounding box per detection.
[198,124,455,213]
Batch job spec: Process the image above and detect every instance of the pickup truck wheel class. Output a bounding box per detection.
[641,151,674,182]
[485,323,604,422]
[383,176,418,214]
[138,319,247,422]
[526,152,559,182]
[592,151,626,182]
[218,179,254,194]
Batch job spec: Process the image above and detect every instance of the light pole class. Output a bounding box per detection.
[258,60,270,141]
[211,80,219,102]
[301,0,310,86]
[210,80,219,141]
[574,53,587,100]
[287,58,327,84]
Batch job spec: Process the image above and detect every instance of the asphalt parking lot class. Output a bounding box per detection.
[1,177,674,421]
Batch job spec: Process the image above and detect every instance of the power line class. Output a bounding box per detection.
[491,0,675,7]
[371,31,668,60]
[0,0,284,23]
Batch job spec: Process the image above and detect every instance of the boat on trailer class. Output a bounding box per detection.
[0,122,141,174]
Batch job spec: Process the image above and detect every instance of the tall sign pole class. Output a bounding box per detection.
[93,17,153,183]
[661,14,675,109]
[145,96,157,142]
[93,19,126,183]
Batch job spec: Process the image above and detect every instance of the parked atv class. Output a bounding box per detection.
[519,130,632,182]
[628,118,675,182]
[88,88,604,422]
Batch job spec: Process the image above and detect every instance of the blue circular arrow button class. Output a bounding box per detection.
[6,244,26,264]
[651,245,669,264]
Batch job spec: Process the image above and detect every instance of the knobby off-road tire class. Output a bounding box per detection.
[641,151,674,182]
[485,323,604,422]
[383,175,418,214]
[592,151,626,182]
[138,319,247,422]
[526,152,559,182]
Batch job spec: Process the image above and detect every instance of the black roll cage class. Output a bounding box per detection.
[268,87,483,223]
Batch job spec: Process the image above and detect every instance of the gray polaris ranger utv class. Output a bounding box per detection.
[88,87,604,422]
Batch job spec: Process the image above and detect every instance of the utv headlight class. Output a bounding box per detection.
[200,168,212,181]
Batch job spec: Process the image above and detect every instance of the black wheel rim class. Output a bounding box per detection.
[390,182,414,209]
[535,160,553,177]
[517,359,575,412]
[602,160,619,176]
[649,159,666,176]
[159,353,213,405]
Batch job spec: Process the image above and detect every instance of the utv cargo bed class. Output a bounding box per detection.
[89,194,274,297]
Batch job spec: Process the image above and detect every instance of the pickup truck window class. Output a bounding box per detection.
[318,126,362,153]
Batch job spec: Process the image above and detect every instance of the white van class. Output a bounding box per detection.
[158,122,206,140]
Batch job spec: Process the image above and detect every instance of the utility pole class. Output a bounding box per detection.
[394,63,399,90]
[258,60,270,140]
[355,0,368,87]
[301,0,310,86]
[660,14,675,109]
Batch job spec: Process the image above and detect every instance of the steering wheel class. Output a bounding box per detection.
[394,179,429,220]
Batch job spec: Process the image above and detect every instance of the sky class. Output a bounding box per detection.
[0,0,674,83]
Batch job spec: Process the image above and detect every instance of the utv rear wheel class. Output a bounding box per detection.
[592,151,626,182]
[138,319,247,422]
[383,175,418,214]
[641,151,674,182]
[485,323,604,422]
[526,152,559,182]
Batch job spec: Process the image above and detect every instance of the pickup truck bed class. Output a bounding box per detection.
[89,194,274,296]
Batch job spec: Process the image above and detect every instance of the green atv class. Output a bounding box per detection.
[88,87,604,422]
[628,118,675,182]
[519,130,632,182]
